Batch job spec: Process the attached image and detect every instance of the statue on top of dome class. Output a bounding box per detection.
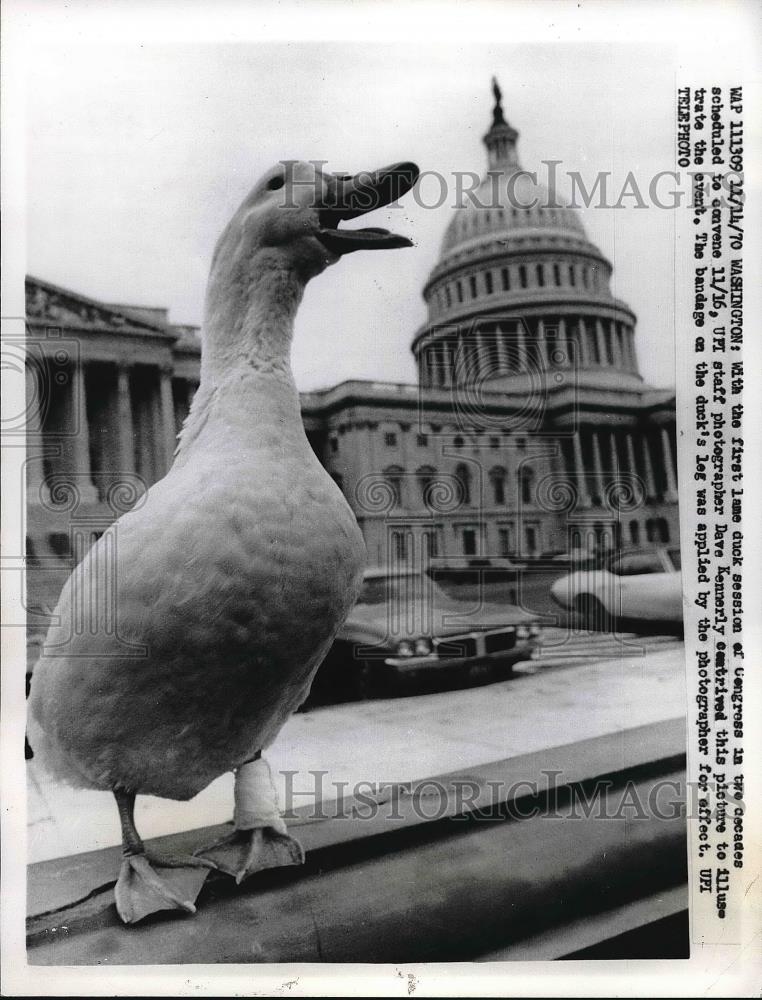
[491,76,506,126]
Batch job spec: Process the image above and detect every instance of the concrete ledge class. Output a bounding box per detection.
[27,717,687,964]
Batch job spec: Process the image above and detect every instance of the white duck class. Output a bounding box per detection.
[28,158,419,923]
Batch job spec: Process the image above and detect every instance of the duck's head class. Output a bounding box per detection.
[203,160,419,376]
[211,159,420,285]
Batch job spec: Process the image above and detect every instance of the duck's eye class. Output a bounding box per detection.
[267,175,285,191]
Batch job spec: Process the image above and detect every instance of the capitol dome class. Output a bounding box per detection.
[413,80,641,392]
[439,163,588,258]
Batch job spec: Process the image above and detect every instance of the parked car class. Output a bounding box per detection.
[425,556,521,584]
[549,545,683,632]
[306,567,543,704]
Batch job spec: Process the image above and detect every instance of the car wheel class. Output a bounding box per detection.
[574,594,613,632]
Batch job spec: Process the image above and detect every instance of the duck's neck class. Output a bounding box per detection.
[202,257,303,380]
[176,260,308,459]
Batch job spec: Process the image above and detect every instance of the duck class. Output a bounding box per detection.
[28,158,420,924]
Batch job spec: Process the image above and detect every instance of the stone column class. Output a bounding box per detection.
[25,361,48,501]
[475,328,487,378]
[591,429,604,501]
[595,319,607,366]
[160,366,178,474]
[537,317,549,372]
[515,320,527,372]
[609,430,620,476]
[661,426,678,500]
[625,432,638,479]
[431,342,441,386]
[640,432,657,498]
[495,323,509,375]
[72,361,97,501]
[573,430,591,507]
[116,363,136,475]
[577,317,589,367]
[610,320,623,368]
[558,316,569,367]
[628,328,639,372]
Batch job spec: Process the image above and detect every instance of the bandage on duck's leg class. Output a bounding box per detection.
[113,788,217,924]
[194,752,304,884]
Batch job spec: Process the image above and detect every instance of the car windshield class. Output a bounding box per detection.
[608,552,664,576]
[357,573,451,607]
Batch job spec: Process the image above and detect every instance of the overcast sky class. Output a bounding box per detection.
[27,41,679,389]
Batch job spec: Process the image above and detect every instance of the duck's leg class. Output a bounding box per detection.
[113,788,217,924]
[194,753,304,884]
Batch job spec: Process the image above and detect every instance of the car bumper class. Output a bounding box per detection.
[384,641,540,673]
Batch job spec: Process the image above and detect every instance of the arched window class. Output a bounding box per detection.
[490,466,507,505]
[48,532,70,558]
[569,264,576,286]
[445,285,452,308]
[469,275,478,298]
[501,267,510,291]
[518,466,535,505]
[519,265,528,289]
[26,535,40,567]
[417,465,436,507]
[536,264,545,287]
[456,280,464,303]
[553,263,561,285]
[484,271,494,294]
[455,463,472,506]
[384,465,404,508]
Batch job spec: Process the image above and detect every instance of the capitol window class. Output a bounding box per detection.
[456,280,464,303]
[26,536,40,567]
[469,275,478,299]
[569,263,576,286]
[519,466,535,504]
[519,265,528,288]
[536,263,545,287]
[48,532,71,558]
[501,267,510,291]
[498,525,515,557]
[490,466,507,505]
[455,463,472,505]
[553,263,561,286]
[384,466,404,508]
[484,271,493,294]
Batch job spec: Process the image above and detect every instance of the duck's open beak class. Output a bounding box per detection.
[317,161,419,254]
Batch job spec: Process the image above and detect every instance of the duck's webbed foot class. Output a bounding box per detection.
[115,851,217,924]
[195,826,304,884]
[194,754,305,884]
[112,787,217,924]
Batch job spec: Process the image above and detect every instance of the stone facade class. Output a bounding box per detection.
[23,89,679,659]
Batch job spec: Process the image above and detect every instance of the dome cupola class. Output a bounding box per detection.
[413,80,642,394]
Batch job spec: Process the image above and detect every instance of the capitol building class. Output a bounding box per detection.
[24,86,679,644]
